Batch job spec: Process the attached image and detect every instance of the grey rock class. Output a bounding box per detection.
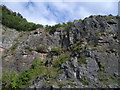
[2,15,120,88]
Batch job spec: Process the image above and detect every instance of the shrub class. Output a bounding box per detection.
[74,19,82,22]
[2,72,19,89]
[99,62,105,72]
[73,45,82,52]
[2,58,64,89]
[2,59,41,89]
[25,46,33,51]
[45,67,59,79]
[51,47,62,55]
[99,78,109,85]
[10,44,17,51]
[53,52,71,68]
[45,22,72,34]
[81,76,89,85]
[1,54,7,60]
[77,54,87,64]
[36,46,47,53]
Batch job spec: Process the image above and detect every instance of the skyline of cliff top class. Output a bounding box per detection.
[1,1,118,25]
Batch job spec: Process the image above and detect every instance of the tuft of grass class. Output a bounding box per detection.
[99,78,109,85]
[10,44,17,51]
[99,62,105,72]
[1,54,7,60]
[73,45,82,52]
[51,47,63,55]
[52,52,71,68]
[77,54,87,64]
[25,46,33,51]
[81,76,89,85]
[57,81,74,87]
[36,46,47,53]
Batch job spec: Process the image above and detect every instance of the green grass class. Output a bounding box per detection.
[14,37,19,42]
[99,78,110,85]
[1,54,7,60]
[81,76,89,85]
[77,54,87,64]
[73,45,82,52]
[2,58,63,89]
[52,52,71,68]
[51,47,63,55]
[25,46,33,51]
[99,62,105,72]
[36,46,47,53]
[10,44,17,51]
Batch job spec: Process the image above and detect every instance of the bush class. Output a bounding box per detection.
[53,52,71,68]
[25,46,33,51]
[81,76,89,85]
[51,47,62,55]
[77,54,87,64]
[99,62,105,72]
[73,45,82,52]
[45,22,72,34]
[32,58,41,69]
[36,46,47,53]
[10,44,17,51]
[2,58,63,89]
[45,24,61,34]
[2,72,19,89]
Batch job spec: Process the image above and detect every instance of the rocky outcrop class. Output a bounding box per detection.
[2,15,120,88]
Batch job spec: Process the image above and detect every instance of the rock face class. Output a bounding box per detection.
[2,15,120,88]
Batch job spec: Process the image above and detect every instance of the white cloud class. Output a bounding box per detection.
[1,2,118,25]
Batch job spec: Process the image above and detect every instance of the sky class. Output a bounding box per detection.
[1,1,118,26]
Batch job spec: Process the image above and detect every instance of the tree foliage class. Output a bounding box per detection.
[45,22,72,34]
[2,5,43,31]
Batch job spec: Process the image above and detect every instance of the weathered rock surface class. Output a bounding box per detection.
[2,15,120,88]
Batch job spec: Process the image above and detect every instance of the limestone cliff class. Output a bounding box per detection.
[1,15,120,88]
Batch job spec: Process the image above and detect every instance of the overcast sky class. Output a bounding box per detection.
[1,1,118,25]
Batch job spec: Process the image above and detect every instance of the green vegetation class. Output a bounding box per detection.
[1,54,7,60]
[98,73,119,85]
[53,52,71,68]
[2,68,35,89]
[57,81,74,87]
[45,22,72,34]
[98,71,109,85]
[2,58,63,89]
[51,47,63,55]
[10,44,17,51]
[77,54,87,64]
[73,45,82,52]
[45,24,61,34]
[108,75,120,85]
[42,79,74,87]
[99,76,120,85]
[109,75,116,80]
[36,46,47,53]
[99,62,105,72]
[25,46,33,52]
[1,5,74,33]
[81,76,89,85]
[99,78,110,85]
[14,37,19,42]
[95,31,103,35]
[2,5,43,31]
[2,72,19,89]
[74,19,82,23]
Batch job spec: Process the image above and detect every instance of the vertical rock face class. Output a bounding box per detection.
[2,15,120,88]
